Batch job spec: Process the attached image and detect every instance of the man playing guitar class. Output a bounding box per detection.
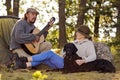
[10,8,54,57]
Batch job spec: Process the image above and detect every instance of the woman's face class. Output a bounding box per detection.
[76,32,85,40]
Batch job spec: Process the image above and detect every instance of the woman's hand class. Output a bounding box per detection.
[75,59,85,66]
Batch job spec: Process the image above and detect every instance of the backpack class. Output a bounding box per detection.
[94,42,113,63]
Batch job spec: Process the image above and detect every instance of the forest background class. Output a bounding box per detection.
[0,0,120,80]
[0,0,120,50]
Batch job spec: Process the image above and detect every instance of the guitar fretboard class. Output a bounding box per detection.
[37,23,50,37]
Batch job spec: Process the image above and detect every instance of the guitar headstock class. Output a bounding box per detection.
[50,17,55,22]
[48,17,55,26]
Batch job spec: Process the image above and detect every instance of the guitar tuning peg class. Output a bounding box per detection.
[52,17,55,21]
[50,17,55,22]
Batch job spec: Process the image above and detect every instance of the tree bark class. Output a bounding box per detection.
[5,0,13,15]
[76,0,87,28]
[94,13,100,38]
[58,0,67,48]
[74,0,86,39]
[116,6,120,39]
[13,0,20,17]
[93,1,102,40]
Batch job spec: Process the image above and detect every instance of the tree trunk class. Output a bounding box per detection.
[94,13,100,38]
[5,0,13,15]
[75,0,86,39]
[93,1,102,40]
[116,7,120,39]
[58,0,67,48]
[76,0,87,28]
[13,0,20,17]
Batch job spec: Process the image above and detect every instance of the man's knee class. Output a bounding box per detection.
[46,42,52,50]
[39,42,52,52]
[12,48,31,57]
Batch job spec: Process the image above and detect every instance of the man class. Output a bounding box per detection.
[10,8,52,57]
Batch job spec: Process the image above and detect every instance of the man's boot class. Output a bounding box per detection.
[12,53,27,70]
[19,57,28,62]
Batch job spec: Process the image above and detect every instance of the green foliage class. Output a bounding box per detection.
[66,0,78,17]
[111,0,120,8]
[0,0,119,49]
[46,24,75,48]
[108,38,120,52]
[66,24,75,42]
[46,0,78,48]
[86,0,115,23]
[47,0,119,47]
[86,0,117,42]
[46,26,59,48]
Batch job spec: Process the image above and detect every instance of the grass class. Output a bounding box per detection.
[0,70,119,80]
[0,51,120,80]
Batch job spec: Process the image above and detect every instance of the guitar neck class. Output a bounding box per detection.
[37,17,55,37]
[37,23,50,37]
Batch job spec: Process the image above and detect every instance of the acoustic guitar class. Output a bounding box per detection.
[24,17,55,54]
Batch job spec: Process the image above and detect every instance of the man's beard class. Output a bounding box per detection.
[30,21,35,24]
[30,18,36,24]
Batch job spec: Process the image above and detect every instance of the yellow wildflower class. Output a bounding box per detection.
[0,74,2,80]
[32,71,48,80]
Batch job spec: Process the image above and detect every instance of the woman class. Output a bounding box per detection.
[12,25,96,70]
[73,25,96,65]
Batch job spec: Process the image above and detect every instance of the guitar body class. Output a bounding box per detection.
[25,28,45,54]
